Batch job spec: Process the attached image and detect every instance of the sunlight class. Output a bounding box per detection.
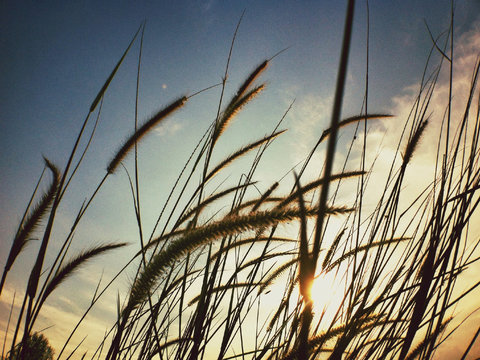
[310,270,346,323]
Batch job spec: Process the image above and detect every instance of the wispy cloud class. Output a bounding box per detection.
[362,21,480,357]
[0,283,120,358]
[154,120,184,137]
[202,0,216,13]
[283,89,332,164]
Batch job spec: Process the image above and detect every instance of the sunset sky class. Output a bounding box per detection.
[1,0,480,358]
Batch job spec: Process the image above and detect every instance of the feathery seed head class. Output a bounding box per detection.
[107,96,187,174]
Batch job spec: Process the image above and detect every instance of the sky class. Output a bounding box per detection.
[1,0,480,358]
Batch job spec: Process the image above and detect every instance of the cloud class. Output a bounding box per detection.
[283,90,332,165]
[366,20,480,358]
[382,20,480,184]
[0,281,119,359]
[154,120,184,137]
[202,0,215,13]
[284,18,480,358]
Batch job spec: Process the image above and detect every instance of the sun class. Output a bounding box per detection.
[309,270,346,322]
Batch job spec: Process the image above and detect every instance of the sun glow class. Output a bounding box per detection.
[310,270,346,323]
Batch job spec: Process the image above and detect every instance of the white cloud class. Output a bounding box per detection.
[283,18,480,358]
[284,91,332,166]
[367,21,480,358]
[154,120,184,137]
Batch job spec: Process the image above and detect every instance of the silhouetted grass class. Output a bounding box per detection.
[2,1,480,360]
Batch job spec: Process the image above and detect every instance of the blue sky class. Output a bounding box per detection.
[1,0,480,357]
[1,0,478,226]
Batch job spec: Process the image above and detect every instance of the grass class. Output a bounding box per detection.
[2,1,480,359]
